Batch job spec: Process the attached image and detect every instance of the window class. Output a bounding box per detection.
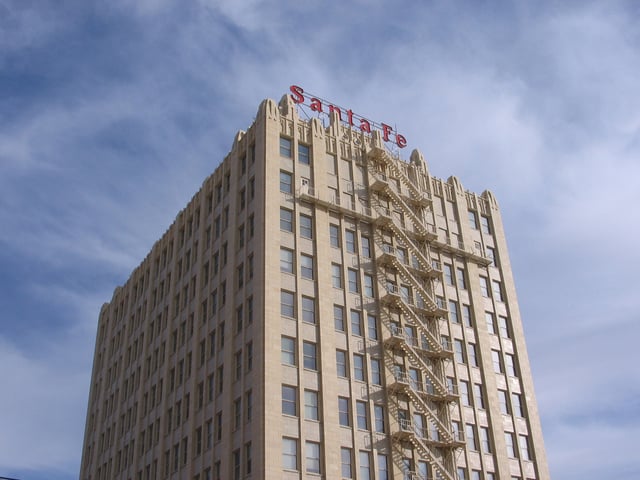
[340,447,352,479]
[443,264,454,285]
[480,277,490,297]
[361,236,371,258]
[327,153,337,174]
[246,296,253,324]
[239,187,246,211]
[458,468,467,480]
[298,144,310,165]
[281,336,295,365]
[486,246,497,266]
[336,350,347,377]
[282,437,297,470]
[280,291,294,317]
[469,211,478,229]
[300,254,314,279]
[304,390,319,420]
[451,420,462,443]
[512,393,524,417]
[505,353,517,377]
[280,171,292,193]
[454,339,465,364]
[330,224,340,247]
[370,358,382,385]
[301,296,316,324]
[338,397,350,426]
[347,269,359,293]
[280,248,293,273]
[498,316,511,338]
[460,380,471,406]
[364,274,374,297]
[471,470,482,480]
[505,432,517,458]
[305,441,320,473]
[282,385,297,416]
[378,454,389,480]
[280,208,293,232]
[234,351,242,380]
[473,383,485,409]
[215,410,222,441]
[466,424,478,450]
[492,280,503,301]
[492,350,503,373]
[457,268,467,289]
[367,314,378,340]
[480,426,492,453]
[356,401,369,430]
[234,398,241,429]
[280,137,292,158]
[481,216,491,234]
[245,442,252,476]
[345,230,356,253]
[468,343,479,367]
[396,247,407,264]
[245,389,253,422]
[462,304,472,326]
[300,214,313,239]
[519,435,531,460]
[449,300,459,323]
[374,405,385,432]
[334,305,345,331]
[359,451,371,480]
[498,390,510,414]
[303,342,317,370]
[486,312,497,334]
[350,310,362,336]
[353,354,365,381]
[332,264,342,288]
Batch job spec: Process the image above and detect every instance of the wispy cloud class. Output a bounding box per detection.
[1,1,639,479]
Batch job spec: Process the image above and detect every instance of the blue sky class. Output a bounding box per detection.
[1,1,639,479]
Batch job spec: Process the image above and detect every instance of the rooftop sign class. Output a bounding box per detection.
[289,85,407,148]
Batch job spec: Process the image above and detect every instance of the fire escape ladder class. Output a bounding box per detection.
[394,373,456,443]
[379,215,435,274]
[384,285,448,357]
[392,332,449,397]
[404,432,456,480]
[368,147,430,206]
[392,255,439,313]
[369,168,432,241]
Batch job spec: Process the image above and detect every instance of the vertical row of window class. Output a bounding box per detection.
[168,153,256,480]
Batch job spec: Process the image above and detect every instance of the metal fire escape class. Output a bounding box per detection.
[367,147,463,480]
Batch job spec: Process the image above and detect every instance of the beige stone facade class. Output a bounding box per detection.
[80,93,550,480]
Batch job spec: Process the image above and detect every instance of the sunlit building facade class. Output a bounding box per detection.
[80,92,549,480]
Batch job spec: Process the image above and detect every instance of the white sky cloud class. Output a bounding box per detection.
[1,1,638,479]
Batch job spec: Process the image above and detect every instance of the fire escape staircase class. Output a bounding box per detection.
[370,170,437,242]
[390,370,460,442]
[383,292,453,359]
[393,417,458,480]
[385,326,450,398]
[378,243,442,314]
[368,146,432,208]
[368,148,463,480]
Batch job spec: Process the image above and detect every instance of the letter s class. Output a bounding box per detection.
[290,85,304,104]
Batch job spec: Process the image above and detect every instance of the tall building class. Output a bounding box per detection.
[80,90,549,480]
